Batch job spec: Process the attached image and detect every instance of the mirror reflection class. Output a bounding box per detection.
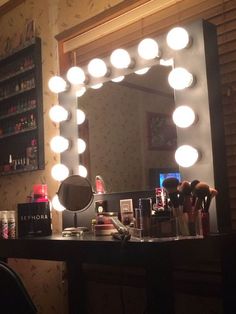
[58,175,94,212]
[78,64,178,193]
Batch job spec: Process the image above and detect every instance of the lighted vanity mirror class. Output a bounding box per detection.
[59,20,230,232]
[78,64,178,193]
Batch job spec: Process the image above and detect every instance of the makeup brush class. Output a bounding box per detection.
[204,187,218,212]
[193,182,211,211]
[190,179,200,206]
[162,177,180,211]
[178,181,192,212]
[163,177,188,236]
[177,181,191,236]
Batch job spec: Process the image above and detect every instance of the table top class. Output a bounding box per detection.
[1,232,235,266]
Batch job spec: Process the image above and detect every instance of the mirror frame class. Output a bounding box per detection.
[55,9,230,233]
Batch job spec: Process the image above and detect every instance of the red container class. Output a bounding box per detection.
[33,184,48,202]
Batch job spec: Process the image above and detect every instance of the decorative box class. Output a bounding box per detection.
[17,202,52,237]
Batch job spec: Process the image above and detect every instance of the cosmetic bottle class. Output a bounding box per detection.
[155,188,166,211]
[8,211,16,239]
[9,154,13,170]
[138,198,152,236]
[33,184,48,202]
[1,211,8,239]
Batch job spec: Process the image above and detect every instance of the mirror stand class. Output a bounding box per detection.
[58,175,94,237]
[62,213,89,237]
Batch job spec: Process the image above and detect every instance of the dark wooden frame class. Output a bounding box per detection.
[0,0,24,17]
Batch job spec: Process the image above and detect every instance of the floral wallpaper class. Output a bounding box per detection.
[0,0,123,313]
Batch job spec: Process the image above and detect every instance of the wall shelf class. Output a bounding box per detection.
[0,37,44,175]
[0,65,35,84]
[0,105,36,121]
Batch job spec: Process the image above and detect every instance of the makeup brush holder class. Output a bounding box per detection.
[129,212,179,239]
[183,209,210,237]
[150,216,179,238]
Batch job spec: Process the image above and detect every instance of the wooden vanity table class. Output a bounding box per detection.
[1,233,236,314]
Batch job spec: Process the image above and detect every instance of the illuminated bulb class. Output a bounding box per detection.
[111,76,124,82]
[175,145,199,167]
[91,83,103,89]
[50,136,70,153]
[76,109,86,125]
[51,194,65,212]
[138,38,159,60]
[78,165,88,177]
[172,106,195,128]
[168,67,194,90]
[135,67,150,75]
[160,58,173,67]
[78,138,86,154]
[49,105,69,123]
[167,27,190,50]
[110,48,131,69]
[76,86,86,97]
[48,76,67,93]
[88,58,107,78]
[67,66,86,85]
[51,164,69,181]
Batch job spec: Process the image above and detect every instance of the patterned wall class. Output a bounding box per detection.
[0,0,123,313]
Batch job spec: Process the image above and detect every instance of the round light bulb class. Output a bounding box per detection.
[91,83,103,89]
[135,67,150,75]
[88,58,107,78]
[67,66,86,85]
[175,145,199,167]
[76,86,86,97]
[168,67,194,90]
[48,76,67,93]
[78,138,86,154]
[49,105,69,123]
[51,164,69,181]
[167,27,190,50]
[78,165,88,177]
[138,38,159,60]
[110,49,131,69]
[51,194,65,212]
[172,106,195,128]
[111,76,124,82]
[50,136,70,153]
[76,109,86,125]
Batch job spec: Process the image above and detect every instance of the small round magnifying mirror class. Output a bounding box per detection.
[58,175,94,237]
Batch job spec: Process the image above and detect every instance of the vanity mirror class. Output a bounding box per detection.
[51,18,230,233]
[77,63,177,193]
[57,175,94,236]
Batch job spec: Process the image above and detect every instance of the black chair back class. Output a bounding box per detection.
[0,261,37,314]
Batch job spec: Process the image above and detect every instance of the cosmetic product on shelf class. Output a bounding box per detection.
[26,138,38,169]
